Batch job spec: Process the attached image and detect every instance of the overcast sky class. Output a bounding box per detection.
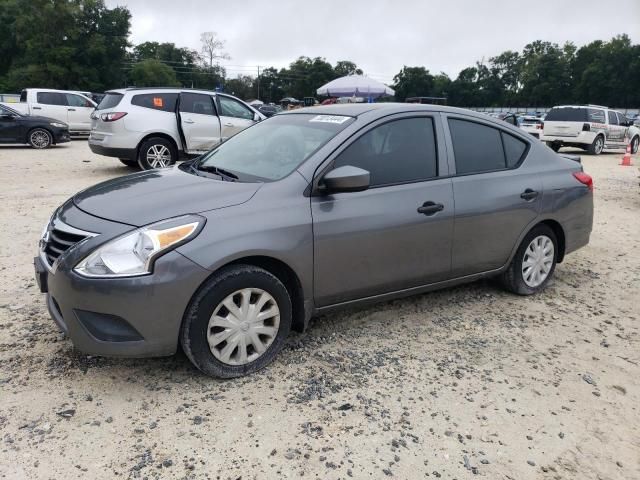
[106,0,640,83]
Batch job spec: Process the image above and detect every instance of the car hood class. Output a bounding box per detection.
[73,167,262,226]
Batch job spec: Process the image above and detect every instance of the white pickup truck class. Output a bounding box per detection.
[0,88,97,135]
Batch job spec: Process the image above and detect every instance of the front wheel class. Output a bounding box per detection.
[630,136,639,154]
[546,141,560,152]
[28,128,52,149]
[137,137,177,170]
[500,225,558,295]
[180,265,292,378]
[587,135,604,155]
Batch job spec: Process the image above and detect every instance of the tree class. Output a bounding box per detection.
[131,41,200,87]
[334,60,363,77]
[129,59,180,87]
[392,66,435,101]
[1,0,130,91]
[200,31,230,67]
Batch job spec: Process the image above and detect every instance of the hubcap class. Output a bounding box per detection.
[146,144,171,168]
[31,130,50,148]
[207,288,280,366]
[595,138,603,154]
[522,235,554,288]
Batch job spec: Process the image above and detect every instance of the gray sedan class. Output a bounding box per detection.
[35,104,594,378]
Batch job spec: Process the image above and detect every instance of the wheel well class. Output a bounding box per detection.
[539,220,566,263]
[136,133,180,159]
[227,256,306,333]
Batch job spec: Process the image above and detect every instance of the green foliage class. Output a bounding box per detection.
[129,59,180,87]
[1,0,130,92]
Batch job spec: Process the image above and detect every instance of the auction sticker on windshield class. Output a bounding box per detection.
[309,115,351,124]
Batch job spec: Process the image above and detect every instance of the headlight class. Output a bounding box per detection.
[50,122,67,128]
[74,216,204,277]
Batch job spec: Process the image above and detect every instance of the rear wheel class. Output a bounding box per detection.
[501,224,558,295]
[137,137,177,170]
[28,128,52,149]
[587,135,604,155]
[180,265,292,378]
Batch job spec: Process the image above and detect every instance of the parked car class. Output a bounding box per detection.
[0,88,96,136]
[0,103,70,148]
[257,104,279,117]
[520,116,544,139]
[541,105,640,154]
[88,88,265,170]
[35,104,593,378]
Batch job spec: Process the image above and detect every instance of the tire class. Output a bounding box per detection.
[28,128,53,149]
[180,265,292,378]
[631,136,639,154]
[137,137,177,170]
[500,224,558,296]
[587,135,604,155]
[546,141,560,152]
[119,158,138,168]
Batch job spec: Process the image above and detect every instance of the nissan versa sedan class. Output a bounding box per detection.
[35,104,594,378]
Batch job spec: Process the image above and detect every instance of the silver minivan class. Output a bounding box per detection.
[88,88,265,170]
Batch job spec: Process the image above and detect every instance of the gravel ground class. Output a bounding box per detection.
[0,141,638,480]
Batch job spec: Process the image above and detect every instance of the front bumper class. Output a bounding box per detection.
[35,226,211,357]
[53,129,71,144]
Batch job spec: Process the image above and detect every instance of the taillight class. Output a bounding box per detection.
[582,123,590,132]
[536,123,543,130]
[573,171,593,192]
[100,112,127,122]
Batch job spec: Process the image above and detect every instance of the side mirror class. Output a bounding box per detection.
[322,165,370,193]
[254,112,262,122]
[0,114,16,120]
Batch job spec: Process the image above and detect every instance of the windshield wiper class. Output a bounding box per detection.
[196,164,239,181]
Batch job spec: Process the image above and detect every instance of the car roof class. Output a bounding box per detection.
[279,103,489,119]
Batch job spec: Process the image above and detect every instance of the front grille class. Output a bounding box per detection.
[44,228,88,266]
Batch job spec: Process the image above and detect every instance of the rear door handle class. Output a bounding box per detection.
[32,106,41,110]
[520,189,539,201]
[417,201,444,216]
[183,119,194,124]
[224,122,234,127]
[68,108,76,111]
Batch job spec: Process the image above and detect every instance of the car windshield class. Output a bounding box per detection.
[0,104,22,116]
[194,113,354,181]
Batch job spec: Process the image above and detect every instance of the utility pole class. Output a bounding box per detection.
[257,65,261,101]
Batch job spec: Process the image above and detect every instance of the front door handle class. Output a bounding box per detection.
[417,201,444,216]
[183,118,194,124]
[32,106,41,110]
[520,189,539,201]
[68,108,76,111]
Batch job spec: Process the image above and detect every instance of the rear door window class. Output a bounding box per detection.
[448,118,527,174]
[180,93,216,116]
[131,93,178,112]
[607,110,619,125]
[36,92,67,106]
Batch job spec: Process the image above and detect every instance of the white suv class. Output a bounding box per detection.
[89,88,265,169]
[541,105,640,155]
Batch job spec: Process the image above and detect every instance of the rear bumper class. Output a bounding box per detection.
[89,143,137,161]
[541,131,596,145]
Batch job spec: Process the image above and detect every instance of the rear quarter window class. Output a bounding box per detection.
[131,93,178,112]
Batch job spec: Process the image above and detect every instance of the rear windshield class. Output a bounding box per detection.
[545,107,588,122]
[97,93,124,110]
